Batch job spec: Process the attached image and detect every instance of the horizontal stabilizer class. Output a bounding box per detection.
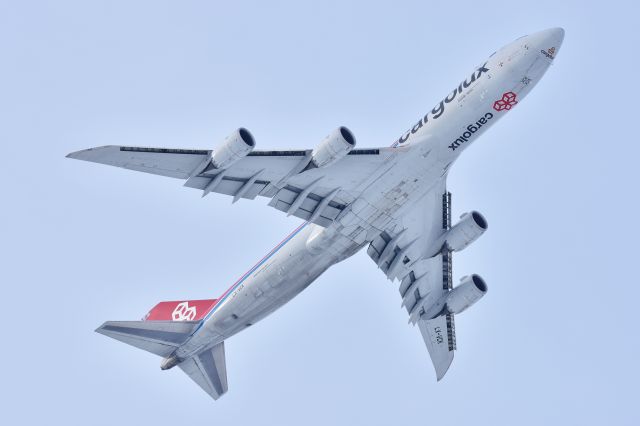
[179,342,228,400]
[96,320,200,357]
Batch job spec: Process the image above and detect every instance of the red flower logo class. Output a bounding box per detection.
[493,92,518,111]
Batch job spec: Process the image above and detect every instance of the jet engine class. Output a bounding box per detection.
[309,126,356,168]
[445,274,488,315]
[210,128,255,169]
[445,211,488,252]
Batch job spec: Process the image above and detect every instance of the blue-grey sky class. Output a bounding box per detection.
[2,1,639,424]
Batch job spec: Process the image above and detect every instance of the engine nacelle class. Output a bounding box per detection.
[445,211,488,252]
[445,274,488,315]
[309,126,356,168]
[210,127,255,169]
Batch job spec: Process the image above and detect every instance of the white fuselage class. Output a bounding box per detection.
[175,28,563,360]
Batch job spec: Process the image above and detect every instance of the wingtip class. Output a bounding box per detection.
[435,358,453,381]
[436,367,449,381]
[65,145,117,161]
[95,323,107,334]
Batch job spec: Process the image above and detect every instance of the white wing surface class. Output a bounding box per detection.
[67,145,402,227]
[367,179,457,379]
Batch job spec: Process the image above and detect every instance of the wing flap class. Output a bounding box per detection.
[183,175,270,200]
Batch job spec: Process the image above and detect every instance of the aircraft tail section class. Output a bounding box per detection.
[96,298,220,357]
[96,296,229,401]
[96,319,229,400]
[179,342,228,400]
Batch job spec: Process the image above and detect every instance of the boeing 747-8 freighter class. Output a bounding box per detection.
[68,28,565,400]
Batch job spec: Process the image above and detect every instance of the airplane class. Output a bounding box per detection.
[67,28,565,400]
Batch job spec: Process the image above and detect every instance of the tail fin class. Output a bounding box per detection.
[143,299,218,321]
[96,320,200,357]
[96,298,228,400]
[179,342,228,400]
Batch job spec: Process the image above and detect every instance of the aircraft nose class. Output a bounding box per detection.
[545,27,565,47]
[529,27,565,57]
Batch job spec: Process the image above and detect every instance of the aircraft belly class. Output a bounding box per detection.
[179,55,552,357]
[198,155,443,347]
[199,225,355,343]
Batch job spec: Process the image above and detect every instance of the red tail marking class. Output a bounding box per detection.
[143,299,218,321]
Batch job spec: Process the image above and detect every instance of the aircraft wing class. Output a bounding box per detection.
[367,179,457,379]
[67,145,403,227]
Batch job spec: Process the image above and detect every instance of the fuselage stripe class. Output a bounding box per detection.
[193,221,309,333]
